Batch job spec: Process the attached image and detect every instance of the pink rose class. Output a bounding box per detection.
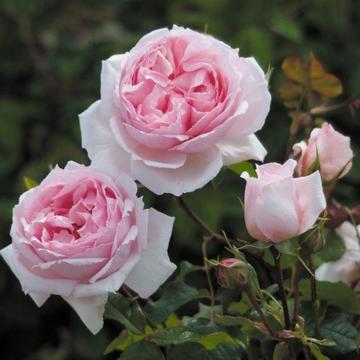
[316,222,360,286]
[242,159,326,243]
[80,26,270,196]
[0,162,175,334]
[293,123,353,183]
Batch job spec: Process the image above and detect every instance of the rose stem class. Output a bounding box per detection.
[270,247,291,329]
[202,236,216,323]
[176,196,229,245]
[243,283,275,337]
[292,260,301,330]
[308,254,321,337]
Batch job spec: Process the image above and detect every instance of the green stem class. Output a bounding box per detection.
[292,261,301,330]
[270,247,291,329]
[308,254,321,338]
[202,237,216,323]
[243,284,275,337]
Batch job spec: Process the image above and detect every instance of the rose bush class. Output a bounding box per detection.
[241,159,326,243]
[0,161,175,334]
[293,122,353,183]
[80,25,270,196]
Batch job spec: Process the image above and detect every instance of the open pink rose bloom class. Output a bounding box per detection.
[242,159,326,243]
[0,162,175,333]
[80,26,271,195]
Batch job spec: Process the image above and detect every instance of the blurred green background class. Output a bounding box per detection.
[1,0,359,359]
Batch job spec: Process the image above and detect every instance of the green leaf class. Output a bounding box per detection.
[197,332,235,350]
[175,261,204,282]
[145,283,209,324]
[149,326,234,350]
[320,313,358,354]
[165,313,182,328]
[119,341,165,360]
[273,342,289,360]
[272,16,303,43]
[104,330,144,354]
[150,327,200,346]
[23,176,38,190]
[307,343,330,360]
[228,161,256,177]
[299,280,360,315]
[167,343,208,360]
[316,228,346,263]
[167,343,243,360]
[215,315,249,327]
[104,293,144,334]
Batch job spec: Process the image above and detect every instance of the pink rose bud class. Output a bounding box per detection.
[316,222,360,286]
[242,159,326,243]
[0,162,176,334]
[293,123,353,183]
[216,258,248,289]
[80,25,271,196]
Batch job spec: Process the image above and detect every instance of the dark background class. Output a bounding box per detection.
[0,0,359,359]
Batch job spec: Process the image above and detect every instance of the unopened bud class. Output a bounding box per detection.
[216,258,248,289]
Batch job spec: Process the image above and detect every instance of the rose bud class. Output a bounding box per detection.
[293,123,353,183]
[316,222,360,286]
[0,162,176,334]
[241,159,326,243]
[80,25,271,196]
[216,258,248,289]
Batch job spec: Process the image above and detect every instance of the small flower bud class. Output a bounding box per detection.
[216,258,248,289]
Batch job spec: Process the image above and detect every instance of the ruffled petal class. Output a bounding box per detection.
[125,209,175,297]
[79,100,131,177]
[131,147,223,196]
[63,294,108,334]
[217,134,267,165]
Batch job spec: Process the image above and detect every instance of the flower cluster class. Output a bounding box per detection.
[1,26,357,352]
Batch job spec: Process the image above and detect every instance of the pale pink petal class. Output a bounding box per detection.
[293,171,326,234]
[229,57,271,136]
[315,257,360,285]
[243,178,268,242]
[255,178,299,242]
[125,209,176,297]
[131,147,223,196]
[79,101,131,177]
[0,245,77,297]
[217,134,267,165]
[100,54,127,115]
[72,253,141,297]
[63,294,108,334]
[316,123,353,181]
[336,222,360,261]
[111,117,187,169]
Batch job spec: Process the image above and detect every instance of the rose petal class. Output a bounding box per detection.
[125,209,176,297]
[293,171,326,234]
[63,294,108,334]
[216,133,267,165]
[254,178,300,242]
[131,147,223,195]
[79,101,131,177]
